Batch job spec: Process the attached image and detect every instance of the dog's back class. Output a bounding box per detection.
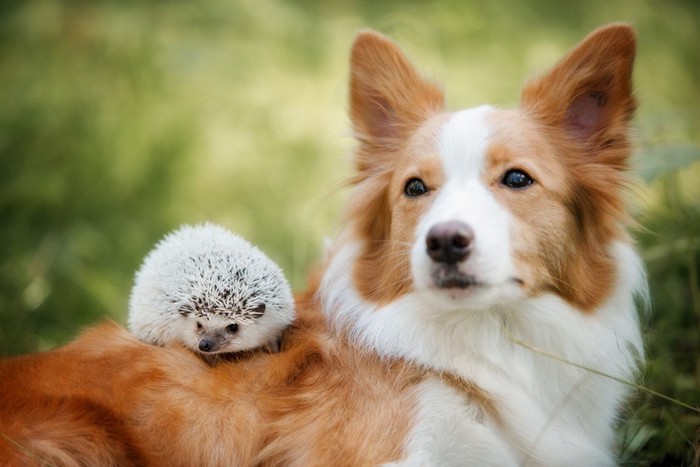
[0,324,152,465]
[0,300,424,466]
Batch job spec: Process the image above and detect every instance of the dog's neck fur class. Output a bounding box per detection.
[319,232,646,464]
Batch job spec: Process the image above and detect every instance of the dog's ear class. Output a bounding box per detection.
[521,24,637,311]
[520,23,636,152]
[350,30,444,163]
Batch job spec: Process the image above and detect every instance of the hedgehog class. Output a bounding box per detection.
[128,223,295,362]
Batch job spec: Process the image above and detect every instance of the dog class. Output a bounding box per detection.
[0,23,645,466]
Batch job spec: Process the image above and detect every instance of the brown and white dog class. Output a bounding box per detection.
[0,23,645,466]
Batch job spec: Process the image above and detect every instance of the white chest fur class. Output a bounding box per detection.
[321,240,645,465]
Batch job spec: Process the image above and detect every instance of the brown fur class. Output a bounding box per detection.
[348,30,446,305]
[0,287,424,466]
[517,23,636,310]
[0,24,637,465]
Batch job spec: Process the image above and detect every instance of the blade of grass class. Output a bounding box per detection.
[504,330,700,415]
[1,433,55,466]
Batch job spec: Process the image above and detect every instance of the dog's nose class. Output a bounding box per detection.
[426,221,474,264]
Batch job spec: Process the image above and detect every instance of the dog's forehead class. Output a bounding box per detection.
[435,105,494,181]
[409,105,512,232]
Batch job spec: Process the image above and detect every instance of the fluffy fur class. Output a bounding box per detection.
[128,223,295,356]
[0,24,645,466]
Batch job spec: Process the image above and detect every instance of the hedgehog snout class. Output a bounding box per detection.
[198,338,215,353]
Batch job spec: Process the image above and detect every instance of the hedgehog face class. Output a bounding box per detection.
[194,315,240,354]
[176,305,268,354]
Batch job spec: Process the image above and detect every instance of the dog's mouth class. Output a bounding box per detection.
[431,266,479,289]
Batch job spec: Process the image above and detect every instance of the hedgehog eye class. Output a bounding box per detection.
[226,323,239,334]
[196,322,203,331]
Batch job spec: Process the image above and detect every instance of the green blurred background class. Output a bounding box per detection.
[1,0,698,463]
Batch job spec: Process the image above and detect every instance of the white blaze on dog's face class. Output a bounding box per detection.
[406,107,522,310]
[347,26,635,313]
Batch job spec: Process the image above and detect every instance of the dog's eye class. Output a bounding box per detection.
[226,323,239,334]
[501,170,534,189]
[404,178,428,197]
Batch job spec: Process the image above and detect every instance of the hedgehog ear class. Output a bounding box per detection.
[252,304,266,318]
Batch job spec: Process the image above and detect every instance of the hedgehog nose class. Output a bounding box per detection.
[198,339,214,352]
